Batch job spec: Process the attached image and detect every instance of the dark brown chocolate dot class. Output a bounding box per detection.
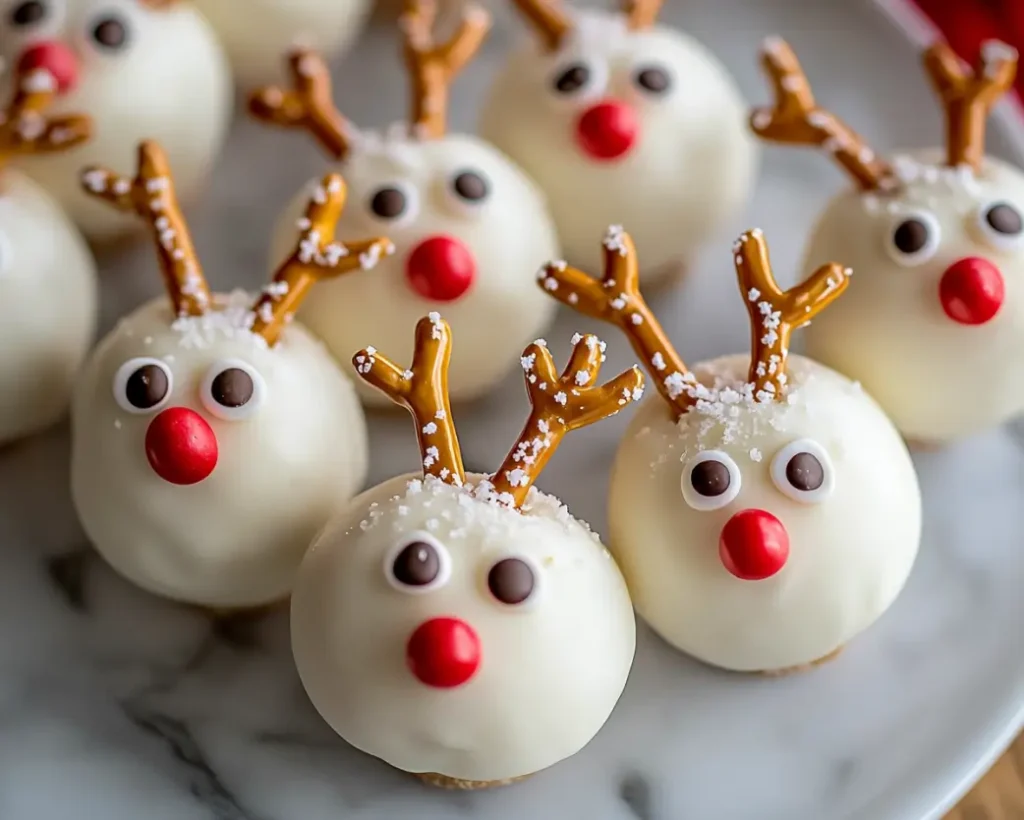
[553,63,590,94]
[10,0,46,26]
[369,187,406,219]
[125,365,169,410]
[985,203,1023,235]
[210,368,254,408]
[392,541,440,587]
[635,66,671,94]
[892,219,930,255]
[92,16,129,50]
[452,171,489,202]
[488,558,535,605]
[786,452,824,492]
[690,459,731,497]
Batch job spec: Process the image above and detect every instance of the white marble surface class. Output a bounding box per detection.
[2,1,1023,819]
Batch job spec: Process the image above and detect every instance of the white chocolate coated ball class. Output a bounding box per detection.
[270,133,560,406]
[609,355,921,673]
[0,170,96,444]
[479,10,757,286]
[194,0,371,87]
[803,151,1024,443]
[0,0,232,242]
[291,473,636,783]
[71,292,368,609]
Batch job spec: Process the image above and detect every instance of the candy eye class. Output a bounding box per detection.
[681,450,742,511]
[633,64,672,95]
[444,168,491,217]
[770,439,835,504]
[487,556,539,607]
[367,181,419,227]
[9,0,47,27]
[977,201,1024,251]
[384,533,452,594]
[548,58,607,104]
[885,211,941,266]
[199,359,265,421]
[90,13,129,51]
[113,357,173,414]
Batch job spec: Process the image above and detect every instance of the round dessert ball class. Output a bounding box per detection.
[291,473,636,785]
[480,8,757,286]
[71,291,368,609]
[0,0,232,242]
[609,354,921,673]
[0,170,96,445]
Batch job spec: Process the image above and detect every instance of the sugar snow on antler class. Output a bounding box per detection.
[0,66,91,165]
[249,50,353,160]
[537,225,693,417]
[81,141,210,317]
[751,37,896,192]
[354,314,465,485]
[923,40,1018,171]
[250,174,393,346]
[734,229,849,400]
[400,0,490,139]
[490,335,645,508]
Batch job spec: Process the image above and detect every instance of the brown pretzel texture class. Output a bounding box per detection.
[511,0,663,51]
[0,65,91,168]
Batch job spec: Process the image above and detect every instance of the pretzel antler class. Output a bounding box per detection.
[354,314,464,486]
[491,336,644,508]
[510,0,572,51]
[250,174,394,346]
[622,0,663,30]
[249,50,352,161]
[0,67,91,167]
[537,226,693,418]
[81,141,209,317]
[751,37,897,192]
[734,229,849,401]
[400,0,490,139]
[923,40,1018,171]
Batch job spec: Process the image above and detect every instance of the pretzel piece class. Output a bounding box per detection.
[622,0,663,31]
[510,0,572,51]
[354,314,464,485]
[0,67,91,166]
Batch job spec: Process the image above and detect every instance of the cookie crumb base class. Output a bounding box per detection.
[415,772,528,790]
[758,645,844,677]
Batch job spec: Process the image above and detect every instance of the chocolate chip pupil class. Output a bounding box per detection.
[370,187,406,219]
[211,368,254,408]
[488,558,535,605]
[893,219,930,254]
[453,171,488,202]
[986,203,1023,235]
[691,460,731,497]
[637,66,671,93]
[392,541,440,586]
[554,64,589,94]
[93,17,128,49]
[11,1,45,26]
[786,452,824,492]
[125,364,169,409]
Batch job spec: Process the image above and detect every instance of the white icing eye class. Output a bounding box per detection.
[632,63,674,97]
[199,359,265,421]
[486,555,541,608]
[112,357,173,415]
[976,200,1024,251]
[366,180,419,227]
[681,450,742,511]
[770,439,835,504]
[885,210,942,266]
[443,168,490,217]
[548,57,608,105]
[384,532,452,594]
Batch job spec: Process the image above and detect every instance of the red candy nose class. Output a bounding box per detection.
[719,509,790,581]
[145,407,219,486]
[406,617,481,688]
[575,100,639,161]
[939,257,1005,325]
[17,42,79,94]
[405,235,476,302]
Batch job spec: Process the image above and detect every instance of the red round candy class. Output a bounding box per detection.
[719,508,790,581]
[939,256,1005,325]
[145,407,219,486]
[17,41,79,94]
[406,617,481,688]
[575,100,639,161]
[405,235,477,302]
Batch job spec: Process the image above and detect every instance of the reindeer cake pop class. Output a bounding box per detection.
[250,0,560,406]
[0,64,95,445]
[752,38,1024,445]
[538,226,921,673]
[478,0,756,287]
[291,314,642,787]
[71,141,392,610]
[0,0,231,243]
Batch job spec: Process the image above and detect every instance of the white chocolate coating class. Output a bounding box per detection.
[194,0,371,87]
[270,132,560,405]
[803,150,1024,443]
[0,169,96,444]
[479,10,757,285]
[0,0,232,242]
[71,291,368,609]
[291,473,636,783]
[609,354,921,672]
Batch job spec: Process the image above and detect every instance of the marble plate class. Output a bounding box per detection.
[2,0,1022,818]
